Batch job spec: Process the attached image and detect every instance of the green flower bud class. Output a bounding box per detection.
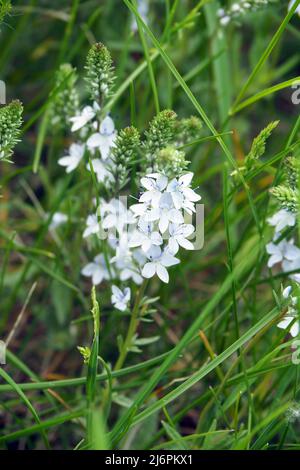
[85,43,115,103]
[154,145,189,177]
[143,109,177,169]
[270,185,298,213]
[111,126,140,190]
[50,63,79,132]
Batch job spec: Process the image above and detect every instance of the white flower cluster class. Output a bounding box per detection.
[58,101,116,185]
[266,209,300,337]
[218,0,273,26]
[81,172,201,308]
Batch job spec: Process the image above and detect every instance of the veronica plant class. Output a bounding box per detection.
[54,43,202,362]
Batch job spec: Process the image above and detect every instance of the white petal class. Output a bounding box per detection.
[178,237,194,250]
[283,286,292,299]
[159,214,169,233]
[92,268,104,285]
[156,264,169,283]
[141,177,155,191]
[112,285,122,297]
[179,172,193,186]
[87,133,102,148]
[277,316,294,330]
[115,301,127,311]
[168,238,179,255]
[291,322,300,338]
[142,262,156,278]
[100,115,115,135]
[268,254,282,268]
[161,252,180,267]
[81,263,96,276]
[169,209,184,224]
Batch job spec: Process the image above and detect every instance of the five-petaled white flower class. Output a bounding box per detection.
[86,158,114,184]
[83,214,101,238]
[70,104,98,132]
[81,254,110,285]
[58,143,85,173]
[167,173,201,211]
[267,209,296,233]
[129,220,163,253]
[87,115,116,160]
[266,238,300,268]
[102,199,135,234]
[168,223,194,255]
[145,192,184,233]
[139,174,168,206]
[142,246,179,283]
[111,285,131,311]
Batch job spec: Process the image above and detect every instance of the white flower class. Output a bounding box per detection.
[49,212,68,230]
[102,199,135,234]
[267,209,296,233]
[129,220,163,253]
[289,0,300,16]
[139,174,168,206]
[167,173,201,211]
[58,143,85,173]
[81,254,109,285]
[130,201,152,218]
[141,246,180,283]
[266,239,299,268]
[86,158,114,183]
[145,192,184,233]
[168,223,194,255]
[87,115,116,160]
[70,104,98,132]
[83,214,100,238]
[111,285,131,311]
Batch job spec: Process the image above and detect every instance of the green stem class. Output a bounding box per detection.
[114,279,148,371]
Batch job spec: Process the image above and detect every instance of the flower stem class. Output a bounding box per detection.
[114,279,148,371]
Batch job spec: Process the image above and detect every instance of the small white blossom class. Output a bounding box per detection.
[142,246,180,283]
[266,239,300,268]
[168,223,195,255]
[87,115,116,160]
[111,285,131,311]
[102,199,135,234]
[83,214,100,238]
[267,209,296,233]
[58,143,85,173]
[86,158,114,184]
[129,220,163,253]
[139,174,168,206]
[145,192,184,233]
[167,173,201,211]
[81,254,109,285]
[70,104,98,132]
